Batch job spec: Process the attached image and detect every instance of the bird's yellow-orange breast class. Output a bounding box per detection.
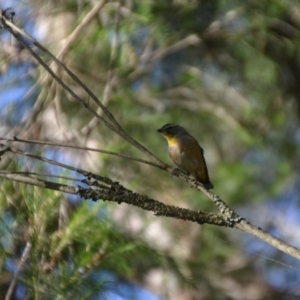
[161,133,178,146]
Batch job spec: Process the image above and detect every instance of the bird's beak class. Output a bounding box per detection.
[157,128,162,133]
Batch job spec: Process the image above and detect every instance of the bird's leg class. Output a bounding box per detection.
[172,168,190,181]
[192,178,198,185]
[172,168,182,176]
[192,179,208,190]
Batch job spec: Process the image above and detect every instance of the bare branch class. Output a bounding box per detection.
[236,221,300,262]
[0,170,230,227]
[0,136,164,169]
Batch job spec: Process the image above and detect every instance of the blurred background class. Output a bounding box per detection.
[1,0,300,299]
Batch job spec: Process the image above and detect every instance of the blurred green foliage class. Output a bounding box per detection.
[1,0,300,298]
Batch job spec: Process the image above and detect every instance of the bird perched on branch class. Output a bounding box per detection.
[157,123,213,190]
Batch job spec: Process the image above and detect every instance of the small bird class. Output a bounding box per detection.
[157,123,213,189]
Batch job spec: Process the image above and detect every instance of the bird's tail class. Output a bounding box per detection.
[203,180,213,190]
[195,173,214,190]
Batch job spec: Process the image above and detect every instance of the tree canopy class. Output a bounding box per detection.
[1,0,300,299]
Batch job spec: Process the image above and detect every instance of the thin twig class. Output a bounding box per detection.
[56,0,109,60]
[0,137,164,169]
[236,221,300,262]
[0,172,78,194]
[0,170,82,182]
[129,34,202,79]
[0,144,87,175]
[5,241,32,300]
[81,1,120,134]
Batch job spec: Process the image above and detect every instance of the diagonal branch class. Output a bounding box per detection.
[0,170,229,227]
[1,167,300,261]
